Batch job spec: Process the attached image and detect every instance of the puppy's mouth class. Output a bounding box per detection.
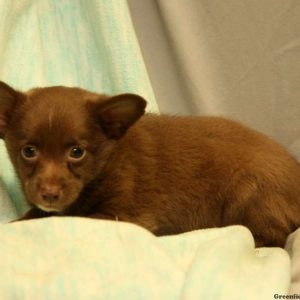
[24,178,84,214]
[35,203,66,213]
[32,195,77,213]
[26,188,80,214]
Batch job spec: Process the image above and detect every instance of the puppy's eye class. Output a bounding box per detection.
[21,145,39,160]
[69,146,86,160]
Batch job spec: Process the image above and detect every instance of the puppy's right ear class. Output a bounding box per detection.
[0,81,23,139]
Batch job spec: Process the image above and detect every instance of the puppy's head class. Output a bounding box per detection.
[0,81,146,212]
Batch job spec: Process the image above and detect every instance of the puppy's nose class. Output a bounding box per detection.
[40,185,62,202]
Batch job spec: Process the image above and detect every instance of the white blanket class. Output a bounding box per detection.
[285,228,300,294]
[0,219,290,299]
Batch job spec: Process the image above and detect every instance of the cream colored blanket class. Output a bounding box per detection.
[0,218,290,300]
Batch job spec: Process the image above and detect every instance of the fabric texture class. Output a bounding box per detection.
[129,0,300,160]
[285,229,300,294]
[0,0,158,215]
[0,219,290,299]
[0,178,17,223]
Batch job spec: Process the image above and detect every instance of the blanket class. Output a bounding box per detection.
[0,219,290,299]
[285,229,300,294]
[0,0,158,214]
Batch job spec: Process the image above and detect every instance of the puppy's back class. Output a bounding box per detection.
[122,115,300,246]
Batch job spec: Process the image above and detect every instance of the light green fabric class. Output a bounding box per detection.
[1,220,290,299]
[0,178,17,222]
[0,0,158,214]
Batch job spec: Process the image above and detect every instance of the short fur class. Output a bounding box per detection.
[1,81,300,247]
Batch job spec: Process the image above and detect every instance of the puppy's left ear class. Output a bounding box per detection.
[0,81,23,139]
[95,94,147,139]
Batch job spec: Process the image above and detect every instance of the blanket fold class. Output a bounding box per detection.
[0,219,290,299]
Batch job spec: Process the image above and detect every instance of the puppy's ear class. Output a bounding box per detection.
[0,81,23,138]
[90,93,147,139]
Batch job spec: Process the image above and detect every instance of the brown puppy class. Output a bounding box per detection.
[0,81,300,247]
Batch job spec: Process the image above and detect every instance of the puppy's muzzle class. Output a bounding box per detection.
[40,184,62,203]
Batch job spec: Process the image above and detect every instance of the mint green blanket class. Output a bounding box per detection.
[0,0,157,214]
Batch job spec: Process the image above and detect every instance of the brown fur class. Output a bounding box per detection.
[1,81,300,247]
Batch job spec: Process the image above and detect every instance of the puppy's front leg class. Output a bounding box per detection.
[87,213,116,221]
[10,207,54,222]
